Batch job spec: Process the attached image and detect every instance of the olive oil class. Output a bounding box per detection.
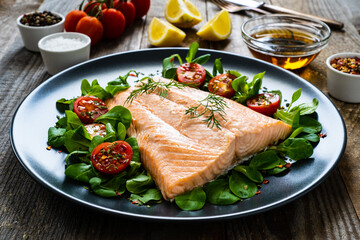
[249,28,321,70]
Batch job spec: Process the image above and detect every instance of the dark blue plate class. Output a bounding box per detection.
[10,48,346,221]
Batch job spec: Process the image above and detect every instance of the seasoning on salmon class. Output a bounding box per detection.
[106,77,292,200]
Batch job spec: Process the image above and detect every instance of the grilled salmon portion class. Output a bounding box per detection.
[106,78,292,199]
[107,88,236,200]
[158,77,292,159]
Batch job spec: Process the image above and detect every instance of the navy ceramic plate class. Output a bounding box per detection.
[10,48,346,221]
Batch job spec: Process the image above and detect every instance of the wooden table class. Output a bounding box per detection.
[1,0,359,239]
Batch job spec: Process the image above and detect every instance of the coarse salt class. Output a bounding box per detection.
[42,36,86,51]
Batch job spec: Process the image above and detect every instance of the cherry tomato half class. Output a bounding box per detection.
[176,63,206,87]
[73,96,108,123]
[91,141,133,175]
[208,73,237,98]
[246,93,281,116]
[84,123,107,138]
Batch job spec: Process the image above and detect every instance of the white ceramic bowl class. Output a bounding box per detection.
[38,32,91,75]
[17,11,65,52]
[326,52,360,103]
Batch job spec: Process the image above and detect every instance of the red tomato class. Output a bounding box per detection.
[101,8,126,39]
[64,10,87,32]
[84,123,107,138]
[91,141,133,175]
[246,93,281,116]
[131,0,151,19]
[113,0,136,27]
[73,96,108,123]
[208,73,237,98]
[83,1,107,15]
[75,16,104,45]
[176,63,206,87]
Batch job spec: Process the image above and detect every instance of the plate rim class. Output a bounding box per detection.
[10,48,347,221]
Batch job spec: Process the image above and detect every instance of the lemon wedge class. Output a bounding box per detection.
[196,10,232,41]
[164,0,203,28]
[148,17,186,47]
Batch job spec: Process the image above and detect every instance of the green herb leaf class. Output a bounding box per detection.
[89,177,118,197]
[125,137,140,162]
[48,127,66,148]
[89,135,104,153]
[130,188,162,205]
[229,171,258,199]
[286,88,302,112]
[249,150,282,170]
[65,110,83,131]
[212,58,223,76]
[126,172,154,194]
[116,122,127,141]
[56,98,74,112]
[291,98,319,115]
[175,187,206,211]
[186,42,199,63]
[205,178,240,205]
[299,115,322,134]
[64,125,92,152]
[233,165,263,183]
[271,138,313,160]
[65,150,90,165]
[95,105,132,129]
[65,163,96,183]
[192,54,210,65]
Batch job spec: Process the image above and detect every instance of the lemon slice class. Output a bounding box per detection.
[148,17,186,47]
[165,0,203,28]
[196,10,232,41]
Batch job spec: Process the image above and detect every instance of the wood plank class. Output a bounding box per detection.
[0,0,360,239]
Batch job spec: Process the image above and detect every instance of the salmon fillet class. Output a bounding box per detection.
[107,88,236,200]
[158,77,292,159]
[106,78,292,199]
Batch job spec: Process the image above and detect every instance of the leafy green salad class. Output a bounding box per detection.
[47,43,324,211]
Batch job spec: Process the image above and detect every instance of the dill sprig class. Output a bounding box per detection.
[185,93,229,130]
[125,77,184,104]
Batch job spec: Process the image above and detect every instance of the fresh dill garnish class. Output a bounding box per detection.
[185,93,229,130]
[125,77,185,104]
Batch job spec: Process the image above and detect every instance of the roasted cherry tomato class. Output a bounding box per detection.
[75,16,104,45]
[208,73,237,98]
[101,8,126,39]
[73,96,108,123]
[131,0,151,19]
[91,141,133,175]
[246,93,281,116]
[176,63,206,87]
[64,10,87,32]
[84,123,107,138]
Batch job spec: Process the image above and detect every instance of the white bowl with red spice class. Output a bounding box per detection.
[17,11,65,52]
[326,52,360,103]
[38,32,91,75]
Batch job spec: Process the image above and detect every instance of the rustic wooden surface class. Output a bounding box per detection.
[1,0,360,239]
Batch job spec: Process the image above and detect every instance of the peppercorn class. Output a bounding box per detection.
[20,11,62,27]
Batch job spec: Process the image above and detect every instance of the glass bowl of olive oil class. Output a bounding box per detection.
[241,14,331,70]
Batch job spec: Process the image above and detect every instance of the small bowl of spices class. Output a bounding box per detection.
[17,11,64,52]
[241,14,331,70]
[38,32,91,75]
[326,52,360,103]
